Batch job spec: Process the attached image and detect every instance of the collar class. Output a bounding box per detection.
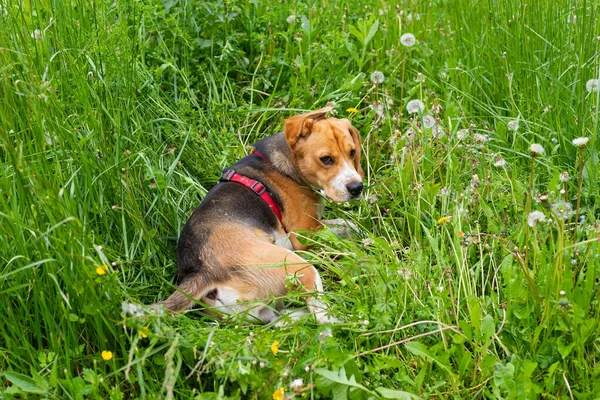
[219,151,283,225]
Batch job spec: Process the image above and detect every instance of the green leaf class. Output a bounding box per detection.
[314,368,374,395]
[365,20,379,45]
[3,371,48,394]
[348,25,364,43]
[404,341,453,375]
[376,387,421,399]
[468,297,482,334]
[480,314,495,341]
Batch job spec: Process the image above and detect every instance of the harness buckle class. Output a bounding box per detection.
[221,169,235,181]
[249,181,266,195]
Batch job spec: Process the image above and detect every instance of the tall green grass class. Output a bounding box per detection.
[1,0,599,398]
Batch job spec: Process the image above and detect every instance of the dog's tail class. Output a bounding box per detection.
[156,276,210,312]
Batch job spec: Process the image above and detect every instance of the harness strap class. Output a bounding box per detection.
[219,163,283,225]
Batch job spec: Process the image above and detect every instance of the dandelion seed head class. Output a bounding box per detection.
[370,70,385,84]
[572,137,589,148]
[422,114,436,128]
[31,29,42,40]
[400,33,416,47]
[559,290,566,296]
[551,201,573,220]
[406,99,425,114]
[507,119,519,131]
[527,211,546,227]
[286,15,296,24]
[456,128,469,140]
[415,73,426,82]
[474,133,490,144]
[493,155,506,167]
[121,301,145,317]
[529,143,545,156]
[586,78,599,93]
[290,379,304,391]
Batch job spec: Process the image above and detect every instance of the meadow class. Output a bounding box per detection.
[1,0,599,398]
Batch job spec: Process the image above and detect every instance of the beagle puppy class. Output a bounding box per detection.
[158,107,363,324]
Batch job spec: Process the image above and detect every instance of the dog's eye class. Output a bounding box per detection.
[350,150,356,158]
[320,156,334,165]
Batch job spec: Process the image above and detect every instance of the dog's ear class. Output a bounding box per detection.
[284,106,332,148]
[345,119,364,178]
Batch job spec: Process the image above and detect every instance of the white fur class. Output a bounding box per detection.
[274,231,294,250]
[328,161,361,202]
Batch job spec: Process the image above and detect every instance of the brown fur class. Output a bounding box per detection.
[157,108,363,324]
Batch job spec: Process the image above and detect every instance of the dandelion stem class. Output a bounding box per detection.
[573,148,584,240]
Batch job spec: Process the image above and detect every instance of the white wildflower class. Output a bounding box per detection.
[456,128,469,140]
[529,143,544,156]
[559,171,569,182]
[507,119,519,132]
[415,73,426,82]
[286,15,296,24]
[400,33,416,47]
[571,137,589,148]
[370,71,385,84]
[406,99,425,114]
[422,114,436,128]
[31,29,42,40]
[527,211,546,227]
[586,78,599,93]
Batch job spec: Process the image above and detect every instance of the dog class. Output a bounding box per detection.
[157,107,363,324]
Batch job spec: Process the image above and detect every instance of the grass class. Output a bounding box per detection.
[1,0,599,398]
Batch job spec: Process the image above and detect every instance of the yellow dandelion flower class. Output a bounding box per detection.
[272,388,285,400]
[101,350,113,361]
[96,264,109,275]
[346,107,359,113]
[271,340,280,355]
[437,216,451,225]
[138,327,149,338]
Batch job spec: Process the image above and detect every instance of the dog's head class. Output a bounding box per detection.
[284,107,364,202]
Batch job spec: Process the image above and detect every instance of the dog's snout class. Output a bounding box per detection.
[346,182,363,197]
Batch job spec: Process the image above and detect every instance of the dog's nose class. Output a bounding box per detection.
[346,182,363,197]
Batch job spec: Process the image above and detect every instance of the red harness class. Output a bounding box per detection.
[219,150,283,225]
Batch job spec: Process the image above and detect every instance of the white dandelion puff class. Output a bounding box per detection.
[493,155,506,167]
[31,29,42,40]
[415,73,426,82]
[456,128,469,140]
[406,99,425,113]
[286,15,296,24]
[559,171,569,182]
[121,301,144,317]
[586,78,599,93]
[370,70,385,84]
[290,379,304,391]
[474,133,490,144]
[527,211,546,227]
[507,119,519,131]
[552,201,574,220]
[422,114,436,128]
[400,33,416,47]
[571,137,589,148]
[529,143,544,156]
